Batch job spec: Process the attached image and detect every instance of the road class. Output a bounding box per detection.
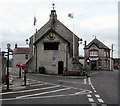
[1,67,118,106]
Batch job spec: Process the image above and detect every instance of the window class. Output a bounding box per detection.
[104,51,106,57]
[90,51,98,56]
[104,51,109,57]
[44,42,59,50]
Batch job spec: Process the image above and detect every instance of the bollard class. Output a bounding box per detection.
[19,67,21,78]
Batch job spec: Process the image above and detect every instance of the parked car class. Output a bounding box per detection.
[20,63,26,69]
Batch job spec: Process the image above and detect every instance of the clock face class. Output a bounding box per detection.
[47,32,56,40]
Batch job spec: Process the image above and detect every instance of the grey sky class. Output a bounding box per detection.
[0,0,119,58]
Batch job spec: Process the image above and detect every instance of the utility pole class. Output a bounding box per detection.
[110,44,114,71]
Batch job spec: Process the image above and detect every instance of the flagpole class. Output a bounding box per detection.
[33,15,37,55]
[72,12,75,59]
[68,12,75,58]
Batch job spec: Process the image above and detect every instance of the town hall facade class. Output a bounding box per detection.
[27,8,82,74]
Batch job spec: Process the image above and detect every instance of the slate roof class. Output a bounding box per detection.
[33,10,80,46]
[84,38,110,50]
[13,48,30,54]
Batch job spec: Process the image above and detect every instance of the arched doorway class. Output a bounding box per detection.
[58,61,64,74]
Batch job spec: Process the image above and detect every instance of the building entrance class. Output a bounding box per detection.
[58,61,64,74]
[91,61,97,70]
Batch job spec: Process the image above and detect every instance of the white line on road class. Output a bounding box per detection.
[57,80,84,84]
[91,103,97,106]
[88,98,94,102]
[93,90,97,93]
[75,90,90,95]
[1,85,60,95]
[90,84,97,93]
[97,98,104,103]
[88,77,91,84]
[87,94,92,97]
[16,87,71,99]
[18,92,89,100]
[30,83,48,87]
[95,94,100,98]
[101,104,107,106]
[84,78,87,84]
[1,93,73,101]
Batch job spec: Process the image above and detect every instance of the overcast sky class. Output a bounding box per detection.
[0,0,119,58]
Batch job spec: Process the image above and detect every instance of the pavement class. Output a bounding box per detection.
[1,73,86,92]
[1,75,26,92]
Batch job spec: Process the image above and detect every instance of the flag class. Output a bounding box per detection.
[68,13,73,18]
[34,16,37,26]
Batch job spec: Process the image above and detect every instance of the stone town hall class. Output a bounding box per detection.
[27,7,82,75]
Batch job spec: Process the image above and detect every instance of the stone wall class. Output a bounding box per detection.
[36,34,68,74]
[12,54,29,67]
[0,52,6,84]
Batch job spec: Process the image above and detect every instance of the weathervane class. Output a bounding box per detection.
[93,35,96,38]
[52,3,55,10]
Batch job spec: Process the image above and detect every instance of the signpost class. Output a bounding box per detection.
[6,44,11,90]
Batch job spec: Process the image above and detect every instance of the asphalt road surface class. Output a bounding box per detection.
[1,67,118,106]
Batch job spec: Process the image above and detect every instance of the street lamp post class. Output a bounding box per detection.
[6,43,11,90]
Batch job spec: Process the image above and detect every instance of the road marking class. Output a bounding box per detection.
[88,98,94,102]
[93,90,97,93]
[2,87,92,101]
[84,78,87,84]
[101,104,107,106]
[91,85,95,89]
[16,87,71,99]
[27,79,41,83]
[1,85,60,95]
[88,77,91,84]
[95,94,100,98]
[2,91,88,101]
[87,94,92,97]
[75,90,90,95]
[97,98,104,103]
[30,83,48,87]
[91,103,97,106]
[90,84,97,93]
[1,93,72,101]
[34,74,52,77]
[57,80,84,84]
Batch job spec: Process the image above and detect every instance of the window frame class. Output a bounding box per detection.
[89,49,99,57]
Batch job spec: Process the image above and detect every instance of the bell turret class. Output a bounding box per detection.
[50,3,57,20]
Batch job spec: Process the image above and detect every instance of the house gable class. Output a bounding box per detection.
[84,38,110,50]
[89,43,99,50]
[33,28,70,45]
[33,10,80,47]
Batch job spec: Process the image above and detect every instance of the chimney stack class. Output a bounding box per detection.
[15,44,17,48]
[84,41,87,47]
